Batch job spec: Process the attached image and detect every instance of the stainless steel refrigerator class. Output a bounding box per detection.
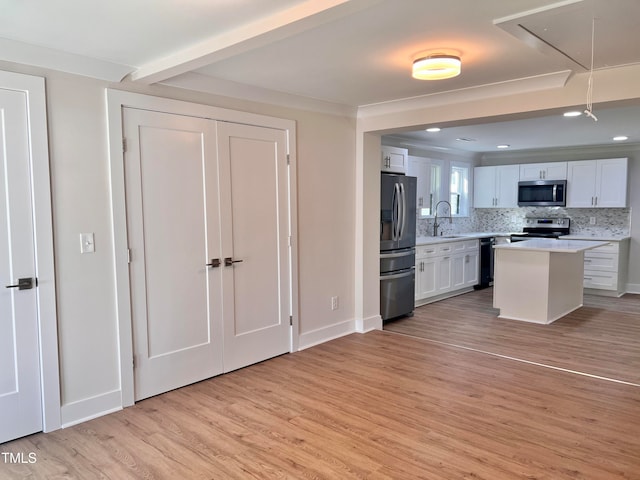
[380,173,417,321]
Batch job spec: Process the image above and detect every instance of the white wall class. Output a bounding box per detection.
[0,60,357,425]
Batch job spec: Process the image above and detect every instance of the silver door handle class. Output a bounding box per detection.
[224,257,243,267]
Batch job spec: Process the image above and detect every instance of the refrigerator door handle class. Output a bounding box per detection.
[399,182,406,240]
[392,183,400,240]
[380,249,414,259]
[380,268,415,281]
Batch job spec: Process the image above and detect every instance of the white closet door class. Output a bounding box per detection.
[123,108,223,400]
[123,108,292,399]
[0,88,42,442]
[217,122,291,372]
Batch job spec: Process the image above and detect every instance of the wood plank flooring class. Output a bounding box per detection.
[385,289,640,385]
[2,319,640,479]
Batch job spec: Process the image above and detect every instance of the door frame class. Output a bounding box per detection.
[0,70,60,432]
[106,89,299,406]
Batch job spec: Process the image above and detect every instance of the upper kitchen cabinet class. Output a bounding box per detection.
[566,158,628,208]
[407,156,445,217]
[473,165,520,208]
[519,162,567,181]
[381,145,408,174]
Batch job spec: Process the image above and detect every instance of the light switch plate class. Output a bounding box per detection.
[80,233,95,253]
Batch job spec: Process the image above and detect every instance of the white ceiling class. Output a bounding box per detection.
[386,102,640,153]
[2,0,640,150]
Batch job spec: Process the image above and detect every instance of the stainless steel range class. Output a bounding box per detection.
[510,217,570,242]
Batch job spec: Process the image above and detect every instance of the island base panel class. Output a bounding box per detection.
[493,249,585,324]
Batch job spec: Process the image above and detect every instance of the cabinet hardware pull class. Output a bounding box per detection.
[206,258,221,268]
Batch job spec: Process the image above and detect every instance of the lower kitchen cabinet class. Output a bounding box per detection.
[415,239,479,306]
[583,239,629,297]
[416,245,439,300]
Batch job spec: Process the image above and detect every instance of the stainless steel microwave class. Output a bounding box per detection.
[517,180,567,206]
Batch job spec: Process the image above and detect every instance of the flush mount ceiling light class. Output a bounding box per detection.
[613,135,629,141]
[412,54,461,80]
[496,144,510,149]
[563,111,582,117]
[425,127,441,132]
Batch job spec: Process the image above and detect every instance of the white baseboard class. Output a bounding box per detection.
[356,314,382,333]
[60,389,122,428]
[625,283,640,295]
[298,319,355,351]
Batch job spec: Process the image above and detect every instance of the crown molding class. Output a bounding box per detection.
[0,37,131,82]
[357,70,573,119]
[159,71,357,117]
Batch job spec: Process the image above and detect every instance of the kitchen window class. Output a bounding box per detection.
[450,162,470,217]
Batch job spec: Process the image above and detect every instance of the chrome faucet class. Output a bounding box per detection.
[433,200,453,236]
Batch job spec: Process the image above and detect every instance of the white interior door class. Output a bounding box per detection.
[217,122,291,372]
[0,88,42,442]
[123,108,224,401]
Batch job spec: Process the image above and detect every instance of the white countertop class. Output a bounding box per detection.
[493,238,608,253]
[416,232,515,245]
[559,234,630,242]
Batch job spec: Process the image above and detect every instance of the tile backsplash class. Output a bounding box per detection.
[418,207,631,237]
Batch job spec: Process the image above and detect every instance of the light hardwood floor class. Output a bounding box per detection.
[2,295,640,479]
[385,289,640,385]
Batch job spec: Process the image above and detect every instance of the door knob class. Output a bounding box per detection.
[224,257,243,267]
[206,258,221,268]
[5,277,34,290]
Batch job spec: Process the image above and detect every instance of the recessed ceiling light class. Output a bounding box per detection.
[496,144,510,149]
[563,111,582,117]
[425,127,441,132]
[613,135,629,141]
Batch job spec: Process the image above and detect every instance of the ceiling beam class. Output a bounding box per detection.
[129,0,382,85]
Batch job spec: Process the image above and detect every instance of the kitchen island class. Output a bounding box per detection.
[493,239,608,324]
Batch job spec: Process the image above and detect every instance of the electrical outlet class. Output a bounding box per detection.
[331,296,339,311]
[589,217,597,225]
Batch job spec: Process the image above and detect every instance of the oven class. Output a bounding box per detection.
[510,217,570,242]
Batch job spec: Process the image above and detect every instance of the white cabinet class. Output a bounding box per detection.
[567,158,628,208]
[381,145,408,174]
[407,156,445,217]
[415,239,479,305]
[462,249,479,287]
[519,162,567,181]
[583,239,629,297]
[473,165,519,208]
[436,243,454,294]
[415,245,437,298]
